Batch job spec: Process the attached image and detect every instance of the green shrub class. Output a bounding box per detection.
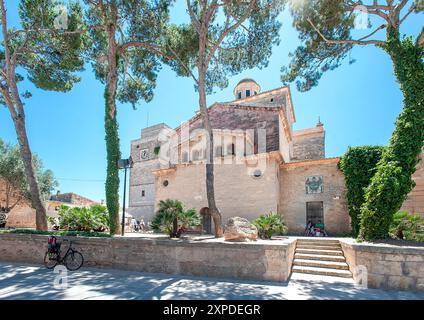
[389,211,424,242]
[0,212,7,227]
[151,199,200,238]
[58,205,109,232]
[338,146,385,237]
[47,216,57,225]
[0,228,111,238]
[253,212,288,239]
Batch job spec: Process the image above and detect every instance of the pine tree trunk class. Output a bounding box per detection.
[0,0,47,230]
[359,27,424,240]
[12,110,48,231]
[104,8,121,235]
[197,57,223,238]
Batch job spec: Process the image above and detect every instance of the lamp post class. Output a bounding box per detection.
[118,156,133,236]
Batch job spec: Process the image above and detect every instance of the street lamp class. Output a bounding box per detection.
[118,156,133,236]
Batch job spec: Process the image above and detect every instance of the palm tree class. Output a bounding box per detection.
[151,200,200,238]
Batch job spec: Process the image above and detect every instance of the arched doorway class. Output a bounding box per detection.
[199,207,212,234]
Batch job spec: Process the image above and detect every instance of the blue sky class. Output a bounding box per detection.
[0,1,422,202]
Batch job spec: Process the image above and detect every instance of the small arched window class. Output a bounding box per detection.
[237,91,242,99]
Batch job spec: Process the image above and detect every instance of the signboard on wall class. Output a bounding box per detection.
[305,176,323,194]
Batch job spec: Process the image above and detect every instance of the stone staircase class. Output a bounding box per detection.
[291,239,352,278]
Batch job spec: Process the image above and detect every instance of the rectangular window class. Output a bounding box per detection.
[182,151,189,163]
[238,92,242,99]
[215,146,222,157]
[142,190,145,197]
[246,89,251,97]
[227,143,235,155]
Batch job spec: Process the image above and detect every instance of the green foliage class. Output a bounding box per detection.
[253,212,287,239]
[338,146,385,237]
[281,0,354,91]
[151,199,200,238]
[57,204,109,232]
[0,212,7,227]
[389,211,424,242]
[359,29,424,240]
[104,86,121,235]
[2,0,87,96]
[167,0,283,94]
[84,0,171,109]
[0,138,58,211]
[0,228,110,238]
[47,216,57,226]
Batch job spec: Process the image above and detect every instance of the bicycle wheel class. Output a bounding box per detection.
[64,250,84,271]
[44,251,58,269]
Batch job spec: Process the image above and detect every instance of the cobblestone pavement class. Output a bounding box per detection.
[0,262,423,300]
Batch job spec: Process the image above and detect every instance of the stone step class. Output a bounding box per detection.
[294,253,346,262]
[290,272,355,284]
[292,266,352,278]
[296,242,341,248]
[293,259,349,270]
[295,248,344,256]
[297,239,340,245]
[296,244,341,250]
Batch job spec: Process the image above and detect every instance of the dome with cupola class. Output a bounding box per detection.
[233,78,261,100]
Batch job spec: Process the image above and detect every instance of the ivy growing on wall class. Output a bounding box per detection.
[104,86,121,235]
[359,29,424,241]
[338,146,384,238]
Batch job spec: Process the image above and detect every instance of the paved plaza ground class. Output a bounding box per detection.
[0,262,423,300]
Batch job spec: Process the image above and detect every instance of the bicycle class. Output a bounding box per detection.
[44,238,84,271]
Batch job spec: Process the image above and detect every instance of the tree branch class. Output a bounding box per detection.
[307,18,385,46]
[0,0,13,86]
[347,0,392,24]
[166,44,198,85]
[206,0,257,65]
[399,3,416,25]
[119,41,173,60]
[417,27,424,47]
[186,0,201,33]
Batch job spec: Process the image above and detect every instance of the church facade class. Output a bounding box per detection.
[128,79,423,235]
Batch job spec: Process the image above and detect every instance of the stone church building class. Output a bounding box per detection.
[128,79,424,235]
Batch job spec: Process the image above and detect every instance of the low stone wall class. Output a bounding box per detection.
[340,239,424,291]
[0,234,296,282]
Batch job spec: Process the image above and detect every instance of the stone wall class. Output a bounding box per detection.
[129,124,173,221]
[49,193,98,206]
[0,234,296,282]
[280,158,351,235]
[129,159,161,221]
[401,152,424,216]
[154,154,281,231]
[186,104,281,153]
[340,239,424,291]
[291,127,325,161]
